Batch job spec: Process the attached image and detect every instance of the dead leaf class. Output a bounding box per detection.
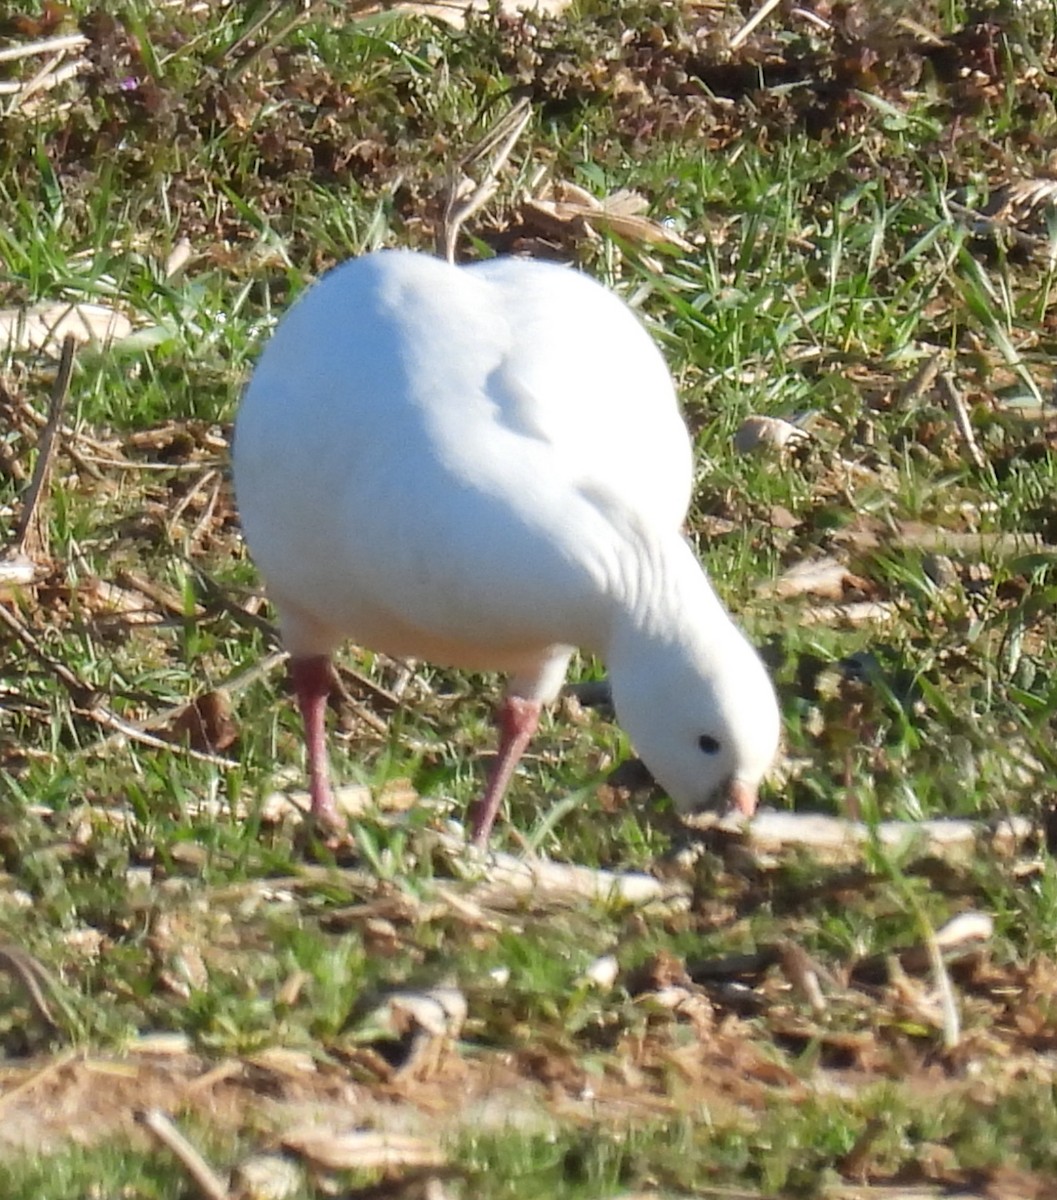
[230,1153,303,1200]
[799,600,898,625]
[0,553,42,590]
[0,303,133,354]
[766,556,851,600]
[521,180,692,251]
[167,690,237,753]
[734,415,810,454]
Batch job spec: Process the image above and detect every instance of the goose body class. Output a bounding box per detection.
[233,249,780,843]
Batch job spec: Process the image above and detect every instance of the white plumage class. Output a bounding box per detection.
[233,249,780,844]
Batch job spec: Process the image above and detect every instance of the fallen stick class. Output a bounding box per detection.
[136,1109,231,1200]
[691,810,1038,869]
[433,828,690,911]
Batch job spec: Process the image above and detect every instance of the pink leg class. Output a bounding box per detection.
[469,695,541,848]
[289,655,342,828]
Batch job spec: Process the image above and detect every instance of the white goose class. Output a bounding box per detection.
[233,250,780,845]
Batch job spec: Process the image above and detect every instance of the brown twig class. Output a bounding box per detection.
[14,333,76,557]
[136,1109,231,1200]
[115,568,206,620]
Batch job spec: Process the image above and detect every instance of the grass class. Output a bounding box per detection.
[2,0,1057,1196]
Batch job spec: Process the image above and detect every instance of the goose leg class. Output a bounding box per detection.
[469,695,541,847]
[290,654,342,828]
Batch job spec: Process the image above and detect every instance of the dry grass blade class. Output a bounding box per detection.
[899,352,944,405]
[0,945,64,1030]
[778,940,829,1016]
[5,48,88,111]
[440,98,533,263]
[136,1109,231,1200]
[70,649,284,767]
[78,703,239,769]
[0,600,92,699]
[920,911,961,1051]
[729,0,783,49]
[221,0,378,79]
[522,180,693,251]
[938,372,987,471]
[13,333,75,558]
[0,33,88,64]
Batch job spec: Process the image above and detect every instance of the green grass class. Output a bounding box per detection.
[2,0,1057,1196]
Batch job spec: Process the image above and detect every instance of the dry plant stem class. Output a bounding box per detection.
[166,467,221,538]
[136,1109,231,1200]
[0,944,62,1029]
[729,0,784,50]
[924,921,961,1051]
[124,649,287,739]
[226,1,375,80]
[0,59,87,100]
[0,33,88,63]
[329,667,390,736]
[0,602,238,769]
[938,371,988,470]
[440,97,533,263]
[0,601,89,698]
[0,1049,80,1118]
[215,0,286,64]
[116,568,206,619]
[189,566,283,641]
[7,49,62,111]
[948,197,1050,258]
[78,703,238,769]
[778,941,828,1017]
[899,351,943,406]
[188,474,224,546]
[14,333,76,557]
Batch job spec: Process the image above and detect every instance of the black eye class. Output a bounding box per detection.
[698,734,721,755]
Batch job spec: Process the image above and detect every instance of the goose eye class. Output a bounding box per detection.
[698,734,721,755]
